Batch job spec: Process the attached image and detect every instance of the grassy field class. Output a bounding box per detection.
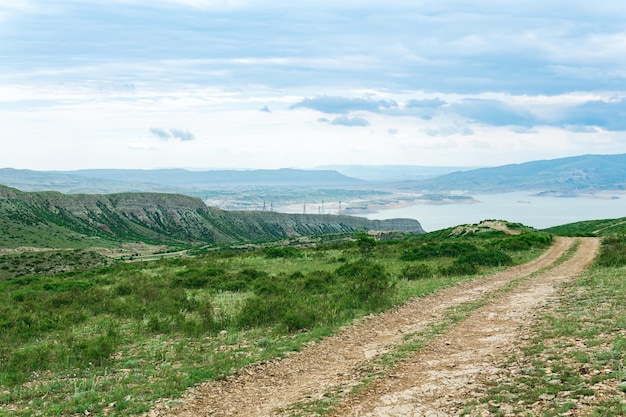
[0,224,552,416]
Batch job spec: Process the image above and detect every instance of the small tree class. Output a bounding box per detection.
[356,232,376,258]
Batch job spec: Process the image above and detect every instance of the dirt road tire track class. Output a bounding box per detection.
[146,237,597,417]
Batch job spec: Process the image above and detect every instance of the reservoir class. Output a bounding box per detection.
[364,192,626,232]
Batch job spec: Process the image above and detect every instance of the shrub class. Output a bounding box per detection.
[438,262,479,276]
[336,261,395,309]
[237,295,284,329]
[456,250,513,267]
[356,232,376,257]
[281,305,317,332]
[438,242,478,257]
[596,235,626,267]
[264,247,301,259]
[497,233,553,251]
[401,263,433,280]
[400,244,440,261]
[172,271,210,289]
[400,241,478,261]
[238,268,269,282]
[302,270,336,292]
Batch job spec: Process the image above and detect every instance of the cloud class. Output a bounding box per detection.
[149,127,172,140]
[291,96,397,114]
[149,127,196,141]
[5,1,626,98]
[564,125,600,133]
[317,116,370,127]
[329,116,370,127]
[169,128,195,141]
[510,126,538,134]
[561,98,626,131]
[448,99,538,127]
[423,125,474,137]
[405,98,447,109]
[387,128,399,135]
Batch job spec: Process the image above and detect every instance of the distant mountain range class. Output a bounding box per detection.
[314,165,476,182]
[2,153,625,196]
[0,185,423,249]
[404,153,626,194]
[0,168,361,194]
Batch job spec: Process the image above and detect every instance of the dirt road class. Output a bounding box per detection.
[147,237,599,417]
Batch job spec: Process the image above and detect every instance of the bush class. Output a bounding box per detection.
[596,235,626,267]
[400,241,478,261]
[264,247,301,259]
[336,261,395,309]
[401,263,433,280]
[439,262,479,276]
[456,250,513,267]
[497,233,553,251]
[302,271,336,292]
[400,244,440,261]
[438,242,478,257]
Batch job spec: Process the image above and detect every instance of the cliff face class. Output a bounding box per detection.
[0,185,423,247]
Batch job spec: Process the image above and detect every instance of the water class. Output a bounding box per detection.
[364,192,626,232]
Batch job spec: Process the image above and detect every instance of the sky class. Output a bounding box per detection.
[2,0,626,170]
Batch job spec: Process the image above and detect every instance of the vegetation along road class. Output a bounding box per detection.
[146,237,615,416]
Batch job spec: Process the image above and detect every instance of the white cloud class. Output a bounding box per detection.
[2,1,626,170]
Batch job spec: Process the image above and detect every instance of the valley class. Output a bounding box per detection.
[1,154,626,416]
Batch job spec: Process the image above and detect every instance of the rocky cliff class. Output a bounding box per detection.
[0,185,423,248]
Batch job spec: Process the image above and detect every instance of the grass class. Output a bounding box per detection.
[462,236,626,416]
[0,228,553,416]
[542,216,626,237]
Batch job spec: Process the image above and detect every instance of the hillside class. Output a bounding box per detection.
[542,216,626,237]
[403,153,626,193]
[0,185,423,249]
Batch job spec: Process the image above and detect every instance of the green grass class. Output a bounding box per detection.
[543,216,626,237]
[0,229,553,416]
[462,236,626,416]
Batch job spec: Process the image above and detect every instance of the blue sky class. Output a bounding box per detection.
[1,0,626,170]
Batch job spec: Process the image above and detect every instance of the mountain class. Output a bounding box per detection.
[0,168,361,194]
[403,153,626,193]
[314,165,478,182]
[0,185,423,249]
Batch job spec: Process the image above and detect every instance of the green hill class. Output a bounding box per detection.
[0,185,423,249]
[542,217,626,237]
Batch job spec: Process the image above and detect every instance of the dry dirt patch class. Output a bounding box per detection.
[146,237,595,417]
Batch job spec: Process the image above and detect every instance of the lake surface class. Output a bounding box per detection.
[364,192,626,232]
